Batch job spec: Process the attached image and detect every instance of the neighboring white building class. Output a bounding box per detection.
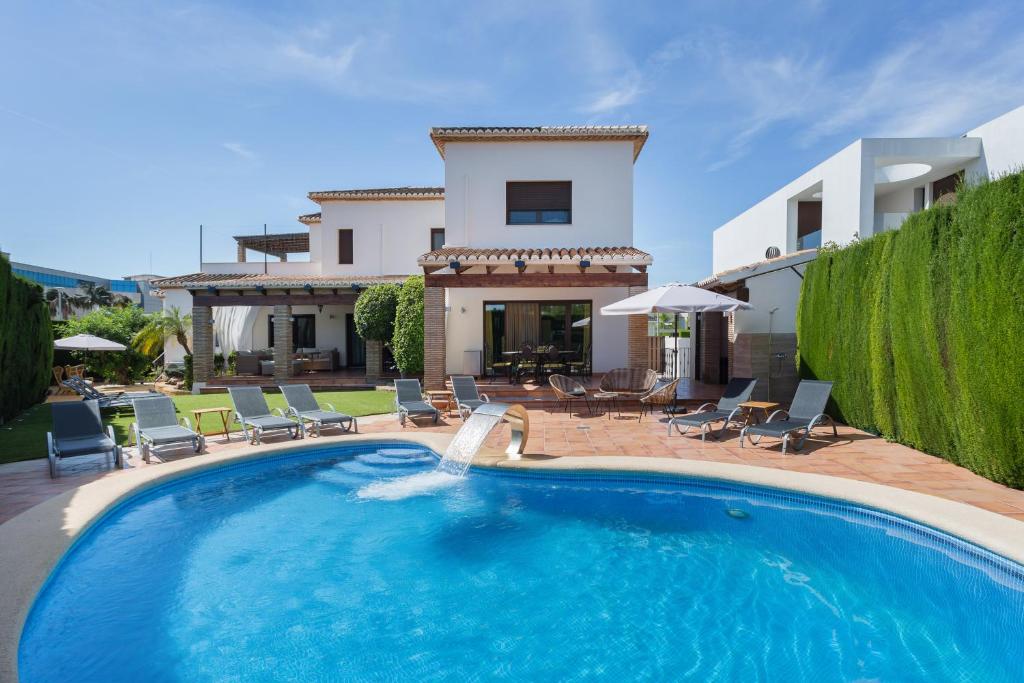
[697,104,1024,400]
[152,126,653,390]
[7,259,163,320]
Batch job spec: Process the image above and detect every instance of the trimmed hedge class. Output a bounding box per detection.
[353,283,400,344]
[797,171,1024,488]
[392,276,424,376]
[0,255,53,422]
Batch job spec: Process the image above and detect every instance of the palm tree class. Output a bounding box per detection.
[78,281,114,308]
[133,306,193,356]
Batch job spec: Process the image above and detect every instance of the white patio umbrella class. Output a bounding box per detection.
[54,334,127,352]
[600,283,752,377]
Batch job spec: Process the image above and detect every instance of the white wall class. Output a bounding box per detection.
[965,104,1024,180]
[246,304,353,361]
[732,267,807,336]
[445,286,630,374]
[315,199,445,276]
[713,141,864,273]
[443,141,635,248]
[161,288,193,364]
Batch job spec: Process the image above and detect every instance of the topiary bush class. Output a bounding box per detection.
[392,276,424,376]
[797,171,1024,488]
[354,283,400,345]
[0,255,53,422]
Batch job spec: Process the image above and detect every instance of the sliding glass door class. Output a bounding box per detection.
[483,300,591,375]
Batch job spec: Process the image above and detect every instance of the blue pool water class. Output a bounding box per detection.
[19,443,1024,682]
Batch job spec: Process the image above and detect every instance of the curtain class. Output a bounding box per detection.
[505,303,539,350]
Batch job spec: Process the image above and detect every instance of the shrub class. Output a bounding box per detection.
[354,283,400,344]
[797,171,1024,488]
[0,255,53,422]
[392,276,424,376]
[182,354,193,391]
[61,306,154,384]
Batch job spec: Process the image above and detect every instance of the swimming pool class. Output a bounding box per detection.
[18,442,1024,681]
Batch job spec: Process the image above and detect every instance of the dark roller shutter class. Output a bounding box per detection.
[507,181,572,212]
[338,229,353,264]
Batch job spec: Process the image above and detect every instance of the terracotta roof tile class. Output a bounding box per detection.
[308,187,444,203]
[297,212,321,224]
[416,246,652,266]
[150,273,407,290]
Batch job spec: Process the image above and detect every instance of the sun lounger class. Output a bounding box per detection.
[740,380,837,454]
[667,377,757,441]
[131,395,205,463]
[279,384,357,436]
[449,375,491,421]
[394,379,440,426]
[228,387,303,445]
[62,376,159,409]
[47,400,122,478]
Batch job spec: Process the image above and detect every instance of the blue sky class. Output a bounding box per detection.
[2,0,1023,285]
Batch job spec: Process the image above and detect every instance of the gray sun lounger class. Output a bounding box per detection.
[668,377,757,442]
[740,380,837,454]
[47,400,122,478]
[63,376,159,409]
[394,379,439,426]
[449,375,491,421]
[131,395,205,463]
[280,384,357,436]
[228,387,303,445]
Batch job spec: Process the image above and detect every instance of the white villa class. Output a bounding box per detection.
[153,126,653,391]
[697,104,1024,401]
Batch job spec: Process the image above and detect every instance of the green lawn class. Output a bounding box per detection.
[0,390,396,465]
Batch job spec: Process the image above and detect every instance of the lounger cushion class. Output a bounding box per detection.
[298,410,353,425]
[401,401,438,415]
[672,410,735,427]
[54,435,116,457]
[140,425,199,445]
[243,416,298,431]
[744,420,807,438]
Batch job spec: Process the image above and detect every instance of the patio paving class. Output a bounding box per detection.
[3,406,1024,526]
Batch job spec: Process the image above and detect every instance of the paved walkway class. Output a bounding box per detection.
[4,408,1024,525]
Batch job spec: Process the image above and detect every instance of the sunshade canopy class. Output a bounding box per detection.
[53,334,127,352]
[600,282,753,316]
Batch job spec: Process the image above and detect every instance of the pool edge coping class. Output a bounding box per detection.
[3,433,1024,681]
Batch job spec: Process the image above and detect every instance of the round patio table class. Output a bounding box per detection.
[592,391,621,420]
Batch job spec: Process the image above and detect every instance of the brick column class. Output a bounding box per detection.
[626,285,649,370]
[364,339,382,383]
[273,304,293,382]
[192,305,213,387]
[236,243,246,262]
[700,311,724,384]
[423,285,446,389]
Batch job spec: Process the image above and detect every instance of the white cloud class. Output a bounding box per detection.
[585,80,643,114]
[276,39,362,86]
[222,142,257,161]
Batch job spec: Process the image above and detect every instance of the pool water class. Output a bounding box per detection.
[19,443,1024,682]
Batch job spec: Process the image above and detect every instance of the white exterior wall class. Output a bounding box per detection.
[734,268,807,335]
[442,141,634,248]
[713,141,864,273]
[965,104,1024,179]
[161,288,193,364]
[445,286,630,374]
[247,304,354,361]
[315,199,444,276]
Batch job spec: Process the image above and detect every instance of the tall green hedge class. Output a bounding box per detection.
[392,276,424,376]
[0,255,53,422]
[797,171,1024,487]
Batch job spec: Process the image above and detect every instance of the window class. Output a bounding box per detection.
[932,170,963,206]
[430,228,445,251]
[482,300,591,375]
[268,314,316,350]
[796,201,822,251]
[338,229,353,264]
[506,181,571,225]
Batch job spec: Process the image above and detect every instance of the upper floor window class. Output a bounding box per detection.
[338,229,353,264]
[796,201,822,251]
[506,181,571,225]
[430,228,445,251]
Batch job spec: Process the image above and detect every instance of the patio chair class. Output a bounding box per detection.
[514,344,538,384]
[639,378,680,421]
[130,395,205,463]
[740,380,837,455]
[279,384,357,436]
[394,379,440,426]
[47,400,122,478]
[549,374,591,418]
[228,387,303,445]
[449,375,491,421]
[567,344,591,378]
[667,377,757,442]
[62,377,159,410]
[490,351,514,384]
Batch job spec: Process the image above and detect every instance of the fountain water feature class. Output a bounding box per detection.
[435,403,529,476]
[357,403,529,500]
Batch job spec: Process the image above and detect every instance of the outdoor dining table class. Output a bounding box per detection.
[501,349,577,383]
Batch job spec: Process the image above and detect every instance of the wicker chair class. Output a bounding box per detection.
[598,368,659,396]
[639,378,680,421]
[549,374,591,418]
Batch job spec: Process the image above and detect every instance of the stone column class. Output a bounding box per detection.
[192,305,213,388]
[626,285,649,370]
[364,339,382,383]
[423,285,446,389]
[236,243,246,262]
[273,304,293,382]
